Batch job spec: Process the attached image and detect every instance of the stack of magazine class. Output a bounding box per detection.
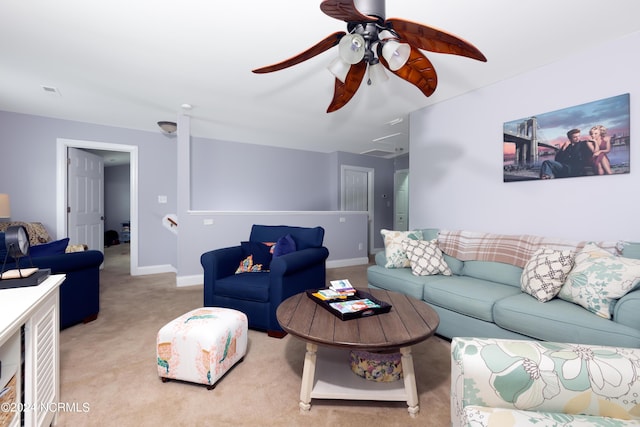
[325,279,380,314]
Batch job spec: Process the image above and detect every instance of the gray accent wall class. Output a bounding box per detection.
[409,31,640,243]
[0,110,396,282]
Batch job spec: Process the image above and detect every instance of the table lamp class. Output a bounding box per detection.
[0,194,10,219]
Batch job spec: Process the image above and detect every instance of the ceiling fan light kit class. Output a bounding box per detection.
[368,60,389,84]
[327,57,351,83]
[252,0,487,113]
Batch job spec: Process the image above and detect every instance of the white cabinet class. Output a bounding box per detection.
[0,275,63,427]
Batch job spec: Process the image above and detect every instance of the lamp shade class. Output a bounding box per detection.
[327,57,351,83]
[382,40,411,71]
[338,33,366,65]
[0,194,10,218]
[368,61,389,85]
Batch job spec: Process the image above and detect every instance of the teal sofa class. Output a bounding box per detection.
[368,228,640,348]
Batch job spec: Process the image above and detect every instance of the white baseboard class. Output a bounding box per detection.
[176,274,204,288]
[136,257,370,288]
[132,264,176,276]
[326,257,369,268]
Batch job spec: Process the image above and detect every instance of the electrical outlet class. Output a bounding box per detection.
[203,219,214,225]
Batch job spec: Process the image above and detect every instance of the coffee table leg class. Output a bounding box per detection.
[400,346,419,416]
[299,342,318,412]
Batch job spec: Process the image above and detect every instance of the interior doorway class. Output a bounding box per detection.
[394,169,409,231]
[56,138,139,275]
[341,165,375,253]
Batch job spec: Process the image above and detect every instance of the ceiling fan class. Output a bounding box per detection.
[252,0,487,113]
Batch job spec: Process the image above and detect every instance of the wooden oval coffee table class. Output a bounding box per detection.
[276,288,440,416]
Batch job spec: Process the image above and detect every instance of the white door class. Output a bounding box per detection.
[67,147,104,251]
[394,169,409,231]
[341,165,374,252]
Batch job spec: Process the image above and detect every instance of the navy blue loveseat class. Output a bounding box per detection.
[1,230,104,329]
[200,224,329,337]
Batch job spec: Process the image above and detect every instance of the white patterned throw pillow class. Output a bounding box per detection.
[520,248,574,302]
[558,243,640,319]
[381,229,423,268]
[402,239,452,276]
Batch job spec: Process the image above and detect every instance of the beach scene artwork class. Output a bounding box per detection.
[503,93,630,182]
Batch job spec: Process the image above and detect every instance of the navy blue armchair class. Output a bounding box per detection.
[200,225,329,337]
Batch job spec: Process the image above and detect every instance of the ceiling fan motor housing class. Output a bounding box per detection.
[354,0,386,21]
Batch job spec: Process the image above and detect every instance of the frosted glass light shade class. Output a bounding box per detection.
[338,33,366,64]
[157,121,177,134]
[382,40,411,71]
[327,57,351,83]
[368,62,388,84]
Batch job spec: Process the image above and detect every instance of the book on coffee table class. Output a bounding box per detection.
[306,289,392,320]
[329,299,380,314]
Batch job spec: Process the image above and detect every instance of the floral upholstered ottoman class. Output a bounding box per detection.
[157,307,248,389]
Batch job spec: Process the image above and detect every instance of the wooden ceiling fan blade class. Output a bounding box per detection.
[386,18,487,62]
[252,31,346,74]
[320,0,379,23]
[379,46,437,97]
[327,61,366,112]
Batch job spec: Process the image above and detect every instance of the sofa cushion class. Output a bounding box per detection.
[422,276,521,322]
[558,243,640,319]
[367,264,433,300]
[494,293,640,347]
[381,229,423,268]
[214,273,270,302]
[402,239,452,276]
[520,248,574,302]
[622,241,640,259]
[462,261,523,288]
[30,238,70,258]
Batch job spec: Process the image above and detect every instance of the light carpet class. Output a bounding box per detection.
[57,245,451,426]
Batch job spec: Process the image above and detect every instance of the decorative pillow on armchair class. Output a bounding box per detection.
[402,239,452,276]
[520,247,574,302]
[558,243,640,318]
[235,241,272,273]
[381,229,423,268]
[272,234,296,258]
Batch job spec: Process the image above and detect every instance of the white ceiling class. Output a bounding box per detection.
[2,1,640,158]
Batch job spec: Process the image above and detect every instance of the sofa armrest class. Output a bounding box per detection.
[269,247,329,276]
[613,289,640,330]
[374,250,387,267]
[451,337,640,425]
[200,246,243,306]
[21,250,104,274]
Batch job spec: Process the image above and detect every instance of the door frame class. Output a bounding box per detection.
[393,169,409,231]
[56,138,139,275]
[340,165,375,253]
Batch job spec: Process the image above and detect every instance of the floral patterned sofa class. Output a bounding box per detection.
[451,337,640,426]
